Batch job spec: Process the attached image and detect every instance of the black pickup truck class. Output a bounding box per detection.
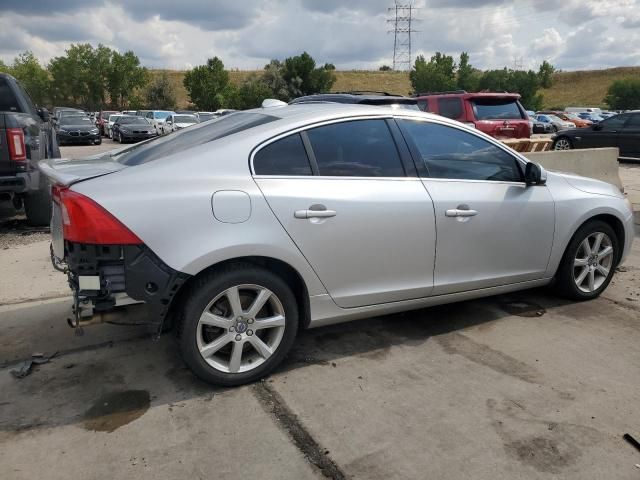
[0,73,59,225]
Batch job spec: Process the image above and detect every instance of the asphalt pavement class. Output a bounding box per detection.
[0,142,639,480]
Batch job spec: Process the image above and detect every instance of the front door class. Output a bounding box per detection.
[397,118,555,294]
[618,113,640,158]
[579,114,628,149]
[253,119,437,308]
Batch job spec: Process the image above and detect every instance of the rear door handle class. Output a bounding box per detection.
[445,208,478,217]
[294,208,337,219]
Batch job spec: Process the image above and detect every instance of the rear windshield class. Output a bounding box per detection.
[199,113,216,122]
[114,112,278,166]
[0,77,20,112]
[471,98,524,120]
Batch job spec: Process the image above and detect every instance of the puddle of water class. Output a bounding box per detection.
[83,390,150,433]
[499,300,546,318]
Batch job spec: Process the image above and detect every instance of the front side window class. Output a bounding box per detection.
[398,119,523,182]
[306,119,405,177]
[254,133,312,176]
[600,114,628,130]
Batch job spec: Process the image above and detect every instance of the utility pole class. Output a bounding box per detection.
[387,2,418,71]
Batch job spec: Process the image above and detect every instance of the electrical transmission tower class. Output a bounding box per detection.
[387,2,418,71]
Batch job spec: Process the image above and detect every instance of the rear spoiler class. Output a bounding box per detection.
[38,157,126,187]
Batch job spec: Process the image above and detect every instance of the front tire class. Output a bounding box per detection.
[178,265,299,386]
[554,220,618,300]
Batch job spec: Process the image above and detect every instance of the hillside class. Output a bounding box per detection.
[154,66,640,110]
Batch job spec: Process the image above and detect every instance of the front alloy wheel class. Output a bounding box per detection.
[573,232,614,293]
[179,265,298,386]
[555,220,618,300]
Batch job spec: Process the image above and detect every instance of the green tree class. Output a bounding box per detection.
[233,75,274,109]
[538,60,556,89]
[261,60,289,101]
[9,51,50,105]
[410,53,456,94]
[183,56,231,110]
[379,65,392,71]
[323,63,336,71]
[145,72,177,109]
[478,68,543,110]
[108,51,148,109]
[281,52,335,98]
[456,52,478,91]
[604,78,640,109]
[0,59,10,73]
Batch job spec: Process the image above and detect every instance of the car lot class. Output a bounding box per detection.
[1,143,639,480]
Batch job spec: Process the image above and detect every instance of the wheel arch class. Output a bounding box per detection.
[168,255,311,333]
[563,213,626,266]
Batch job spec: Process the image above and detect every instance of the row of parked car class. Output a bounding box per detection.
[51,107,236,145]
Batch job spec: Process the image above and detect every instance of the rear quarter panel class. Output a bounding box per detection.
[71,137,329,297]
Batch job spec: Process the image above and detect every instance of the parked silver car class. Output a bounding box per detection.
[40,104,635,386]
[534,114,576,132]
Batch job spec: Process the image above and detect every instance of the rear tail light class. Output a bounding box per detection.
[52,186,142,245]
[7,128,26,161]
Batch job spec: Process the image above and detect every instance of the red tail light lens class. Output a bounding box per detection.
[7,128,26,161]
[52,186,142,245]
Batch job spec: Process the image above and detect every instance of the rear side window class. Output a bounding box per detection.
[254,133,312,176]
[115,112,278,166]
[625,114,640,128]
[0,77,20,112]
[398,119,523,182]
[306,119,405,177]
[437,98,463,119]
[472,99,524,120]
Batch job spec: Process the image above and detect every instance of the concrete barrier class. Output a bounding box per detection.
[523,147,623,191]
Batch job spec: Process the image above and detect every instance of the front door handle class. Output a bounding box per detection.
[294,207,337,219]
[445,208,478,218]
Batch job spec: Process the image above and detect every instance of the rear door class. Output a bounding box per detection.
[617,113,640,158]
[397,118,555,294]
[254,118,437,308]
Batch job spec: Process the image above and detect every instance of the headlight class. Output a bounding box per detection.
[120,128,129,133]
[58,129,67,133]
[90,128,99,134]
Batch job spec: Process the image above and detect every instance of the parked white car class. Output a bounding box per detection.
[160,113,200,135]
[144,110,175,135]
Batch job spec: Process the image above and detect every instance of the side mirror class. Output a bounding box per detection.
[38,107,50,122]
[525,162,547,186]
[593,123,602,131]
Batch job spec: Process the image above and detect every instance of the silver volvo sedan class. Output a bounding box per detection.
[40,103,635,386]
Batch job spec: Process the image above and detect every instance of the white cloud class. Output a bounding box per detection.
[0,0,637,71]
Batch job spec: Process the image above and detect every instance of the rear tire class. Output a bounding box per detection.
[553,137,573,150]
[24,183,52,227]
[554,220,618,300]
[178,264,299,386]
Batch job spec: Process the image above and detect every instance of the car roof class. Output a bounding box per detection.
[413,91,521,100]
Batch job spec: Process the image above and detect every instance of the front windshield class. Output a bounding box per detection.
[60,116,92,126]
[174,115,198,123]
[154,111,173,119]
[547,115,563,122]
[119,117,150,125]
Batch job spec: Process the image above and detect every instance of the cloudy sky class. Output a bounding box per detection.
[0,0,638,71]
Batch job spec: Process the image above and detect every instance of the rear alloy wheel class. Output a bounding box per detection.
[553,137,572,150]
[554,220,618,300]
[179,266,298,386]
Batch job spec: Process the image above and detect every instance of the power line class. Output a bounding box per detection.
[387,2,419,71]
